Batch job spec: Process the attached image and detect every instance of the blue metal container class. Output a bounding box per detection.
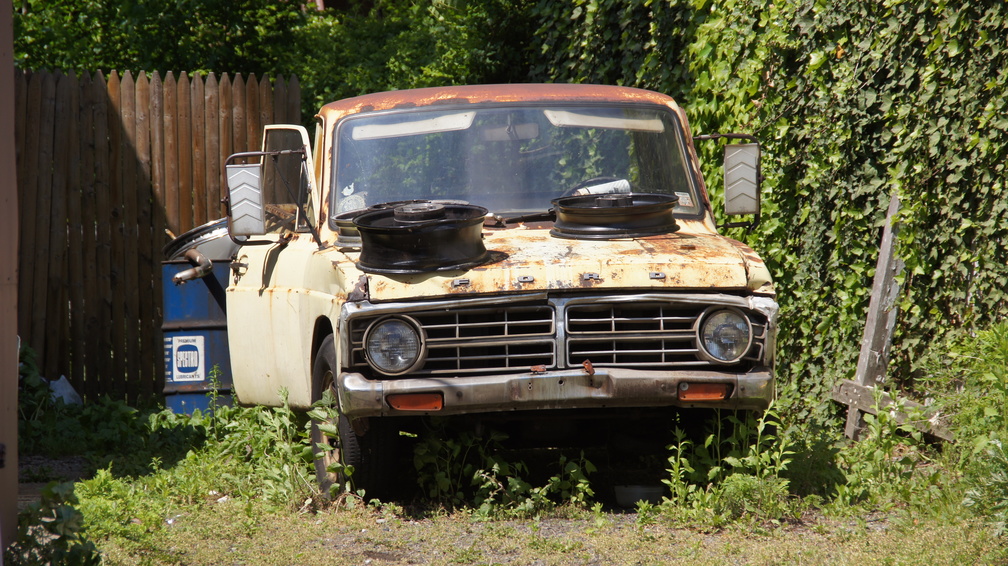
[162,260,233,413]
[162,219,238,414]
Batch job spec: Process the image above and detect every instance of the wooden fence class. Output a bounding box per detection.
[14,70,301,403]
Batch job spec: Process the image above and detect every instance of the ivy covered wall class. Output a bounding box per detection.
[530,0,1008,422]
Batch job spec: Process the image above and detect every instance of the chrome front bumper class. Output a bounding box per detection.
[337,367,774,418]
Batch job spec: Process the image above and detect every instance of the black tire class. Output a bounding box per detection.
[311,335,396,499]
[311,335,362,496]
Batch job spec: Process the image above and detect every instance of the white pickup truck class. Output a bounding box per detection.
[221,84,777,494]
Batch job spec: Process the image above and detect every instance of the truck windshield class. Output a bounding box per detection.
[330,105,701,225]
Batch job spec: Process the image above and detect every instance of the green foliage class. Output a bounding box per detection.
[208,390,317,504]
[14,0,307,74]
[293,0,533,117]
[963,440,1008,537]
[528,0,1008,435]
[18,345,207,475]
[306,388,361,501]
[915,322,1008,534]
[413,424,596,518]
[660,406,797,524]
[14,0,535,123]
[4,483,101,566]
[832,393,928,508]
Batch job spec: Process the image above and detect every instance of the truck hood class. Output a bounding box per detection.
[332,223,774,302]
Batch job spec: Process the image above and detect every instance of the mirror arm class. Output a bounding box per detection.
[694,133,758,144]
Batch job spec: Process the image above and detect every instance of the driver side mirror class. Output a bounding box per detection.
[226,161,266,236]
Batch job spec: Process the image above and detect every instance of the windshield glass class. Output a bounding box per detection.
[330,105,701,224]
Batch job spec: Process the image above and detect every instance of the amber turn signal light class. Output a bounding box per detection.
[386,392,444,411]
[677,383,731,401]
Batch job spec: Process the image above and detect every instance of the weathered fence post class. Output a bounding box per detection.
[832,191,953,442]
[847,192,903,439]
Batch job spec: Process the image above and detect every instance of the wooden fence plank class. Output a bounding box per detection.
[245,74,260,154]
[14,72,26,212]
[177,72,193,232]
[273,76,287,127]
[30,73,56,370]
[120,71,141,393]
[205,73,221,220]
[91,71,113,394]
[135,72,156,398]
[107,71,129,397]
[150,72,165,237]
[66,72,86,384]
[218,74,233,209]
[232,74,247,157]
[150,72,167,400]
[79,72,100,393]
[833,380,953,441]
[163,72,179,235]
[287,75,300,125]
[259,75,273,133]
[45,73,71,382]
[191,74,207,227]
[844,193,904,439]
[17,72,41,350]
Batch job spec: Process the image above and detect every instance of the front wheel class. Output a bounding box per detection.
[311,335,396,499]
[311,335,362,497]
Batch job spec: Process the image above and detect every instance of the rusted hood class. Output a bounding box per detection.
[332,223,774,302]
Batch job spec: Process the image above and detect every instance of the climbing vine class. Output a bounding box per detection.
[530,0,1008,424]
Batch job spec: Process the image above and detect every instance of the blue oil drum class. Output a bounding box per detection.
[162,219,238,414]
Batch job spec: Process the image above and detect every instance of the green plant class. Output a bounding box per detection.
[306,388,361,501]
[412,423,596,517]
[4,482,101,566]
[963,439,1008,536]
[663,427,697,506]
[209,389,316,506]
[832,391,926,507]
[660,406,796,523]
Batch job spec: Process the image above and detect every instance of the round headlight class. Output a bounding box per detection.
[699,309,752,363]
[364,317,425,376]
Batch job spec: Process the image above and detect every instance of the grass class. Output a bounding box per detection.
[9,322,1008,565]
[86,500,1003,565]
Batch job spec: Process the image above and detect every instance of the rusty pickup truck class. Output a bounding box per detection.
[222,84,777,494]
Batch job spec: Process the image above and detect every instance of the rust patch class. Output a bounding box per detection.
[581,360,595,376]
[318,84,681,130]
[530,365,547,374]
[347,275,369,302]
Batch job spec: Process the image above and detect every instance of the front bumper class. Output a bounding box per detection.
[337,367,774,418]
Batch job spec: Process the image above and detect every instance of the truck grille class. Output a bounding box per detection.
[350,305,556,374]
[348,297,767,376]
[565,302,765,367]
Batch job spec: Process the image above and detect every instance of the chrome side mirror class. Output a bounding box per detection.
[226,162,265,237]
[723,143,761,217]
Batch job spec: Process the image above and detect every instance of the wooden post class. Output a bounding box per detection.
[843,192,903,439]
[1,4,21,550]
[831,190,953,442]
